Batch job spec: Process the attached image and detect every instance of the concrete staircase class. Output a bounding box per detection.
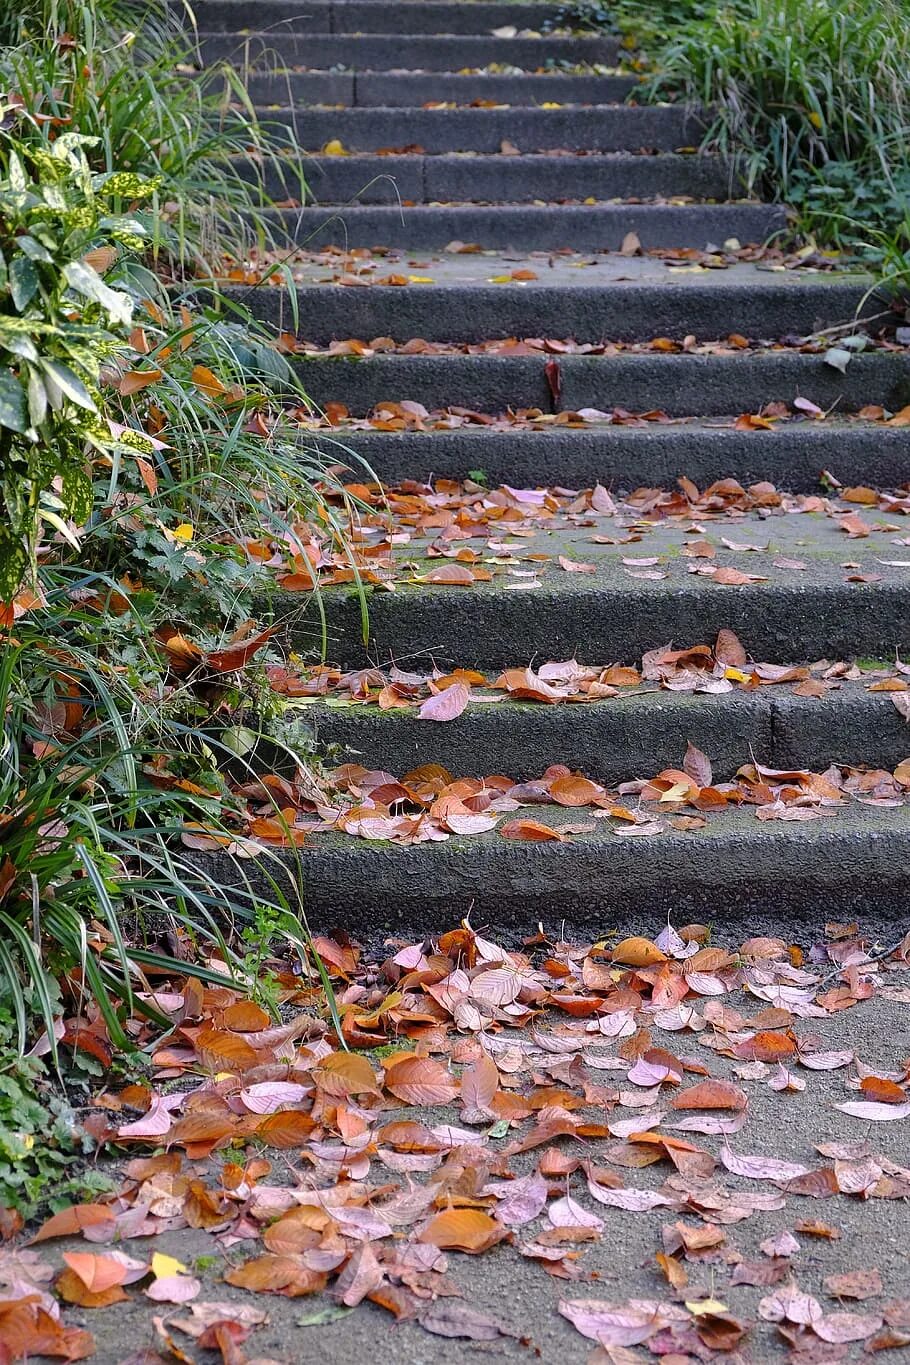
[194,0,910,930]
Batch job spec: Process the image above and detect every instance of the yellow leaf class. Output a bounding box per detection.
[724,666,749,682]
[408,275,434,283]
[322,139,348,156]
[151,1252,187,1279]
[540,101,563,108]
[173,523,194,542]
[808,111,823,129]
[686,1297,729,1316]
[488,274,513,284]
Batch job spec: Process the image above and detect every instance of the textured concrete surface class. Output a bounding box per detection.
[239,150,738,204]
[197,0,569,35]
[242,256,874,344]
[195,800,910,928]
[246,69,641,106]
[199,31,618,68]
[278,510,910,667]
[290,350,910,416]
[312,420,910,490]
[266,104,698,153]
[273,201,785,251]
[297,680,910,783]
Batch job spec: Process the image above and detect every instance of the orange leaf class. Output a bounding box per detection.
[56,1265,127,1309]
[194,1028,260,1071]
[224,1254,326,1294]
[549,774,604,807]
[500,819,565,842]
[191,364,228,398]
[62,1252,128,1294]
[611,936,667,967]
[423,564,475,586]
[384,1055,459,1105]
[118,368,162,395]
[419,1208,507,1253]
[222,1000,271,1032]
[314,1051,381,1097]
[671,1080,748,1111]
[31,1204,115,1243]
[860,1076,907,1104]
[255,1110,316,1148]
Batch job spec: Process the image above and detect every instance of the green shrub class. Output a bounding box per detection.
[0,126,149,599]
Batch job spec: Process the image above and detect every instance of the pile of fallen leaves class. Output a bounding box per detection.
[190,473,910,594]
[267,630,910,713]
[5,920,910,1360]
[185,742,910,852]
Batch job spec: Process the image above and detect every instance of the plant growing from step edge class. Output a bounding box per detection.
[643,0,910,257]
[0,121,351,1060]
[0,0,307,271]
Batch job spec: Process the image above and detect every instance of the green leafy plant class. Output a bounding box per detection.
[0,123,151,598]
[0,1010,111,1216]
[1,0,305,267]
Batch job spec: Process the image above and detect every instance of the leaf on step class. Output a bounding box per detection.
[418,683,470,721]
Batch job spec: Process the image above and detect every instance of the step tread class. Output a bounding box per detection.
[279,501,910,666]
[288,349,910,417]
[300,673,910,783]
[241,256,875,346]
[197,798,910,923]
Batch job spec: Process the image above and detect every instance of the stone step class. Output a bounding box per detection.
[300,680,909,784]
[197,800,910,926]
[280,509,910,668]
[270,201,783,250]
[198,31,618,67]
[241,259,874,346]
[241,151,738,204]
[245,70,640,106]
[289,350,910,416]
[259,104,695,154]
[194,0,567,35]
[311,420,910,490]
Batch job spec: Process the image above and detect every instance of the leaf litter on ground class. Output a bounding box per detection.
[5,919,910,1361]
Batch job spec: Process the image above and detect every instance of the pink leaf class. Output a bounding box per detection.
[145,1275,201,1304]
[835,1101,910,1122]
[418,683,470,722]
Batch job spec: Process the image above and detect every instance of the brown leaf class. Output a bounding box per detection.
[683,741,712,788]
[384,1056,459,1105]
[671,1080,748,1111]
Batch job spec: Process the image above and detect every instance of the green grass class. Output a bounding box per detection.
[642,0,910,255]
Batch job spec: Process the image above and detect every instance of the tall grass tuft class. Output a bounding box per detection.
[645,0,910,250]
